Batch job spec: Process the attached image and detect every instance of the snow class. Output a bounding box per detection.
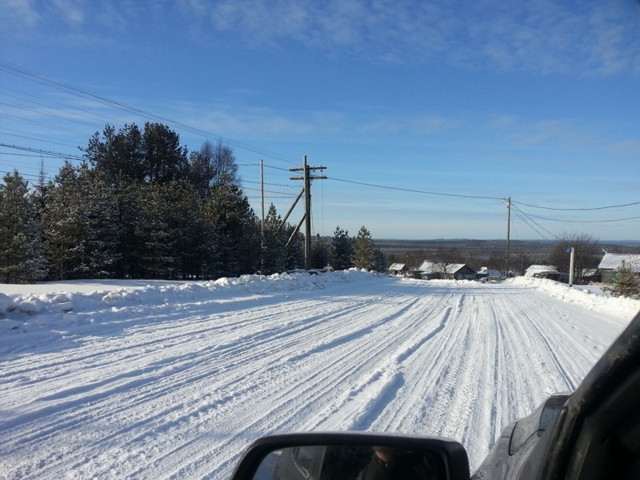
[0,271,638,479]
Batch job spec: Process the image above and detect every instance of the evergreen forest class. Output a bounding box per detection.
[0,123,384,283]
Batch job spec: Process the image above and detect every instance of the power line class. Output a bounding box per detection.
[0,143,84,161]
[2,141,638,228]
[0,60,299,166]
[520,210,640,224]
[243,179,298,189]
[511,205,558,239]
[0,170,42,181]
[512,199,640,211]
[329,176,505,201]
[0,131,81,149]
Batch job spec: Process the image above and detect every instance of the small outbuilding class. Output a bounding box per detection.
[525,265,560,278]
[388,263,408,276]
[476,267,503,282]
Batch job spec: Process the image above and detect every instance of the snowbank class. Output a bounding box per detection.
[2,272,638,334]
[0,269,378,331]
[507,276,640,319]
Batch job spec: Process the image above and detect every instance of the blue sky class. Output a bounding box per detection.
[1,0,639,241]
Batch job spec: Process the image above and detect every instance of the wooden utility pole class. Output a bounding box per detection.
[260,159,265,239]
[505,197,511,277]
[290,155,327,269]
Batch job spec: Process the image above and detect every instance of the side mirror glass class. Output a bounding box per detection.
[231,433,470,480]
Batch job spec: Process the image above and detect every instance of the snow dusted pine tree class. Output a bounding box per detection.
[284,226,304,271]
[204,183,261,278]
[42,163,116,279]
[0,170,48,283]
[137,183,175,279]
[352,226,376,270]
[310,234,331,270]
[260,204,287,274]
[331,226,354,271]
[606,263,640,299]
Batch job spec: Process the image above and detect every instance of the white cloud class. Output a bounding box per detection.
[177,0,640,77]
[3,1,637,76]
[0,0,41,28]
[359,114,460,135]
[52,0,86,24]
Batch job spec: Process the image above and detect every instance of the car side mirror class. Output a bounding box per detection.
[230,432,470,480]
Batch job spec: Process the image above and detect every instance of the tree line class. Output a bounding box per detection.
[0,122,385,283]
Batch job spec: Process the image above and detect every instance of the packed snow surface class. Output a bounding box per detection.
[1,271,638,479]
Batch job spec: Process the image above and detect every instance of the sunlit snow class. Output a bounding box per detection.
[1,271,638,479]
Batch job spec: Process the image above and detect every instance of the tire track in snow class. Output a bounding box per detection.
[299,288,460,433]
[1,278,631,479]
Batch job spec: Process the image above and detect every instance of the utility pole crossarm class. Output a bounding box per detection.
[288,156,327,269]
[290,175,328,181]
[290,165,327,181]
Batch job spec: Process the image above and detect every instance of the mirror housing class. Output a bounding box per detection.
[230,432,470,480]
[509,393,570,455]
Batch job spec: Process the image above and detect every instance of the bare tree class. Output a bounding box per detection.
[210,141,239,186]
[548,232,600,284]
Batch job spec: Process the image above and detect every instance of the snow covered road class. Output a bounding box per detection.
[0,272,637,479]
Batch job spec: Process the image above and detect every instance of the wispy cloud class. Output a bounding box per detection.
[51,0,86,24]
[3,1,638,76]
[177,0,640,77]
[0,0,41,28]
[359,114,460,135]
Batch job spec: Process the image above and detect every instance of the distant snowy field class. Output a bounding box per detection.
[1,271,638,479]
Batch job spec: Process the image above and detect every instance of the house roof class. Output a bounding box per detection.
[388,263,406,270]
[524,265,559,277]
[418,261,471,274]
[598,253,640,272]
[478,267,503,277]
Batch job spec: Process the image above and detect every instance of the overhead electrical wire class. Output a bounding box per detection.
[0,143,84,161]
[0,61,299,167]
[513,210,554,240]
[3,140,638,227]
[518,210,640,224]
[2,61,638,236]
[512,199,640,211]
[511,204,559,239]
[329,176,506,201]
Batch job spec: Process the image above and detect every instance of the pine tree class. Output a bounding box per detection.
[108,178,143,278]
[284,227,304,271]
[204,184,260,278]
[83,123,190,186]
[137,183,175,278]
[171,185,210,279]
[372,248,386,272]
[606,263,640,299]
[352,226,376,270]
[0,170,48,283]
[141,122,189,184]
[331,226,354,271]
[310,235,330,270]
[42,164,119,279]
[260,204,287,274]
[83,124,145,183]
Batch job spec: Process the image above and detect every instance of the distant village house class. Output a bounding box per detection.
[388,263,408,276]
[598,253,640,284]
[417,261,477,280]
